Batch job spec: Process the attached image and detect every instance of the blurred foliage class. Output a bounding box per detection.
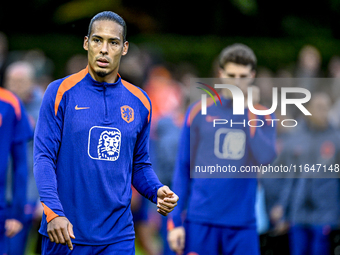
[132,34,340,76]
[9,33,340,79]
[54,0,121,23]
[231,0,258,16]
[2,0,340,78]
[9,33,85,78]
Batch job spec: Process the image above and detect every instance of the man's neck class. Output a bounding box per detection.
[221,88,232,99]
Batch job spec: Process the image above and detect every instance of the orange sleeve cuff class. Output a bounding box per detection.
[41,202,59,223]
[167,218,175,231]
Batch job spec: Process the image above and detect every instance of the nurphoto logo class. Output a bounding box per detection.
[197,82,312,128]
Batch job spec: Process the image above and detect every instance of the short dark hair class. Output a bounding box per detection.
[87,11,127,42]
[219,43,257,70]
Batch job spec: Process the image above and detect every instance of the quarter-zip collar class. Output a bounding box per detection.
[82,70,122,123]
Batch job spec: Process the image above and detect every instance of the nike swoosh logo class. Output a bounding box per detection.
[75,105,90,110]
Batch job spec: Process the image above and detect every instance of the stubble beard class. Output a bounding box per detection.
[96,70,109,77]
[95,67,115,78]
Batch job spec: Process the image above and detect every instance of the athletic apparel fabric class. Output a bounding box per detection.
[170,97,276,228]
[34,67,163,245]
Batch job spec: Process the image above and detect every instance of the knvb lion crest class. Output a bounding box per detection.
[121,105,134,123]
[87,126,121,161]
[97,130,121,161]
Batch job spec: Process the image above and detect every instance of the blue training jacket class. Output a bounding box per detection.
[169,97,277,228]
[34,67,163,245]
[0,88,32,223]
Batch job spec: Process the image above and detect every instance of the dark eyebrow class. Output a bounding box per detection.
[92,34,121,41]
[91,34,103,39]
[110,37,121,41]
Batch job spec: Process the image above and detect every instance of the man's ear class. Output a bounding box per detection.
[122,41,129,56]
[219,68,227,78]
[83,36,89,51]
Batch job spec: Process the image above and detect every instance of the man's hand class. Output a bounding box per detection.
[270,205,290,235]
[270,205,284,223]
[156,186,179,216]
[168,226,185,255]
[47,216,75,250]
[5,219,23,238]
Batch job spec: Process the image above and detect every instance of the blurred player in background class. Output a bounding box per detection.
[260,111,293,255]
[274,92,340,255]
[34,11,178,254]
[167,44,277,255]
[4,61,43,254]
[0,87,32,254]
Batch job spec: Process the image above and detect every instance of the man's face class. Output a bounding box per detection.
[219,62,255,95]
[5,67,33,102]
[307,94,331,128]
[84,20,128,82]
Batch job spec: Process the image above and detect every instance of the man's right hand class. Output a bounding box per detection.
[47,216,75,250]
[167,226,185,255]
